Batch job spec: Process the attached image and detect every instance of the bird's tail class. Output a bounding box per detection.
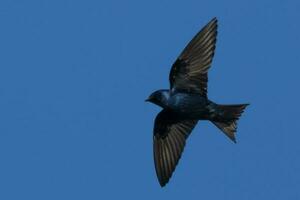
[211,104,249,143]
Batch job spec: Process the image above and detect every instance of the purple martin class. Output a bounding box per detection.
[146,18,249,187]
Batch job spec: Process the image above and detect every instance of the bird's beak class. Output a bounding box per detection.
[145,98,150,102]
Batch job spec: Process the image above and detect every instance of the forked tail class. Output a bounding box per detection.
[211,104,249,143]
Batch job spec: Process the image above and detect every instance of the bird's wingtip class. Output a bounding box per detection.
[159,180,167,187]
[211,17,218,22]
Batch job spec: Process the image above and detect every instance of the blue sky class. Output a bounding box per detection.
[0,0,299,199]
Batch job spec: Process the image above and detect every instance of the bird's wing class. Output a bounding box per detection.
[153,109,198,187]
[169,18,218,97]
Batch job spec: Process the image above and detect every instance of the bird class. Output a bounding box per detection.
[145,17,249,187]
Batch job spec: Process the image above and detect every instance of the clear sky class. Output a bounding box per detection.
[0,0,299,199]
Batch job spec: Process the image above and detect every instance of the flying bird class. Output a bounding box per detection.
[146,18,249,187]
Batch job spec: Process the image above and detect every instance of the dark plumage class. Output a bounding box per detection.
[146,18,249,187]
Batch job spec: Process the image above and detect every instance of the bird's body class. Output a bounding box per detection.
[146,18,249,187]
[150,89,214,120]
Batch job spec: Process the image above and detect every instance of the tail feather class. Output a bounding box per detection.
[211,104,249,143]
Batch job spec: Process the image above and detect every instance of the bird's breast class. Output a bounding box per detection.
[167,93,210,118]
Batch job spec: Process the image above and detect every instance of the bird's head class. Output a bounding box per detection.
[145,90,169,108]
